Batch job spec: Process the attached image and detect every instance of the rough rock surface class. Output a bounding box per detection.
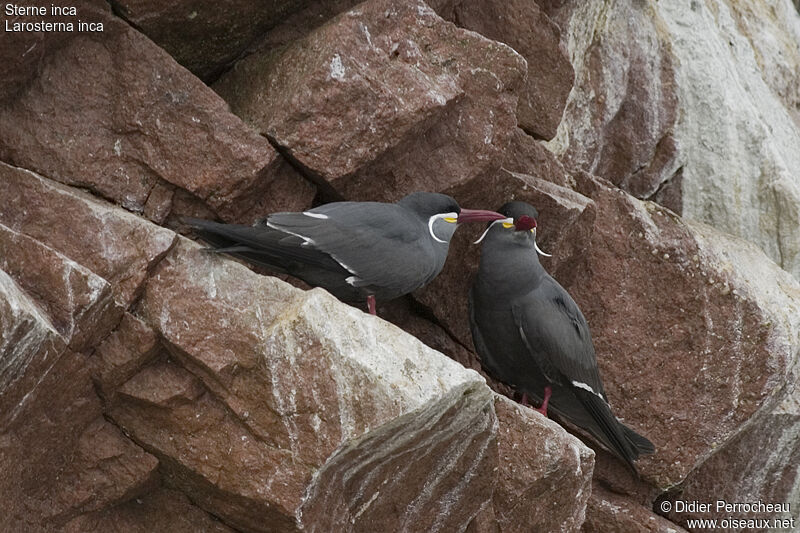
[429,0,574,140]
[488,396,594,533]
[0,171,595,530]
[116,238,592,531]
[666,385,800,530]
[0,345,158,531]
[0,163,176,309]
[0,2,314,225]
[662,228,800,530]
[63,488,235,533]
[0,269,66,429]
[548,0,800,280]
[124,237,493,531]
[416,169,800,517]
[0,6,76,102]
[659,0,800,280]
[215,0,526,202]
[225,0,364,66]
[110,0,307,81]
[0,222,116,352]
[0,162,175,432]
[0,164,174,531]
[564,179,800,488]
[4,0,800,531]
[545,0,679,205]
[583,485,689,533]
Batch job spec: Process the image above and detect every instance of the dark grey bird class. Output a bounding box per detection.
[469,201,654,472]
[185,192,505,314]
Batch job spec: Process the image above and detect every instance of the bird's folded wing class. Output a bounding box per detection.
[511,279,607,401]
[267,204,434,292]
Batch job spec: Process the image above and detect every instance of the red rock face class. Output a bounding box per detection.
[429,0,574,140]
[564,178,798,491]
[300,383,497,532]
[0,163,175,307]
[665,380,800,530]
[110,0,308,81]
[0,164,174,531]
[0,29,70,102]
[0,3,315,225]
[0,348,160,530]
[64,488,235,532]
[215,0,526,203]
[0,224,117,351]
[3,0,800,531]
[490,396,594,532]
[584,485,690,533]
[414,169,800,525]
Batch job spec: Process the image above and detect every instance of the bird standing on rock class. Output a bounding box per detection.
[469,201,654,473]
[185,192,505,315]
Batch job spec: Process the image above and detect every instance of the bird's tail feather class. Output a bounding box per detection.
[205,245,258,254]
[182,217,293,272]
[573,388,653,474]
[183,218,254,245]
[182,217,348,276]
[622,423,655,456]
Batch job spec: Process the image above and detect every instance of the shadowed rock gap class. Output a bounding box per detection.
[265,134,346,204]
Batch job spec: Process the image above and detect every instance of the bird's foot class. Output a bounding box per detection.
[534,386,552,417]
[367,295,377,316]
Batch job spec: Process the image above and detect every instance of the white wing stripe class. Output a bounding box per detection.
[571,380,605,400]
[266,221,315,246]
[267,220,361,278]
[303,211,329,219]
[330,253,359,276]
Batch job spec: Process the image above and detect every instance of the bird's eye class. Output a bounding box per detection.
[444,217,458,223]
[502,222,514,229]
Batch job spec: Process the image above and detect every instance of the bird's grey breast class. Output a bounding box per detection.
[476,240,543,301]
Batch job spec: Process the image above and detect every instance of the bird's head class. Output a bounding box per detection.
[398,192,505,244]
[474,201,551,256]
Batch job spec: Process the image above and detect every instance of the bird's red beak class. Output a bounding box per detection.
[514,215,536,231]
[457,208,507,224]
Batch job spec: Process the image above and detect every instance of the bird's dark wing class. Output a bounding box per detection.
[511,276,607,401]
[512,277,655,469]
[267,202,438,293]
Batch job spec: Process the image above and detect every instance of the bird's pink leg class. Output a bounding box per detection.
[367,295,376,315]
[535,386,552,417]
